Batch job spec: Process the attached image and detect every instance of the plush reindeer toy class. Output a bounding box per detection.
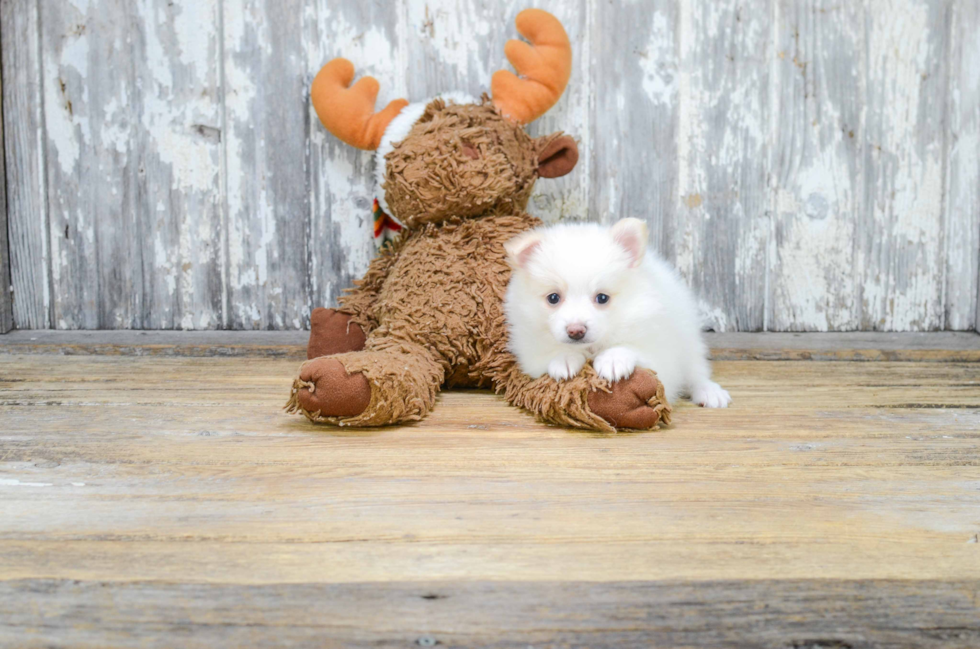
[287,9,671,431]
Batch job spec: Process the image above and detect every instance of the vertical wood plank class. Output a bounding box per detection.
[303,0,407,317]
[768,0,866,331]
[0,44,14,334]
[223,0,309,330]
[860,0,948,331]
[944,0,979,331]
[0,52,10,333]
[12,0,222,330]
[40,0,142,328]
[673,1,771,331]
[402,0,591,223]
[131,0,223,329]
[517,0,591,224]
[590,0,677,248]
[1,0,49,328]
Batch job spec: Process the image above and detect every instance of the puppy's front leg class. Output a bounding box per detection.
[594,347,639,383]
[548,353,587,381]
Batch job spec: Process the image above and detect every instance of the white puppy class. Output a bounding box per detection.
[503,217,731,407]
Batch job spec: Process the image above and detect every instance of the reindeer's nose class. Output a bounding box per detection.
[566,324,587,341]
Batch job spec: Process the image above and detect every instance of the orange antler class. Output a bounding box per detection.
[311,59,409,150]
[491,9,572,124]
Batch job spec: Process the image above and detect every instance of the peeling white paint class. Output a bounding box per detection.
[406,0,493,89]
[862,0,945,330]
[44,37,88,174]
[638,11,676,108]
[9,0,979,332]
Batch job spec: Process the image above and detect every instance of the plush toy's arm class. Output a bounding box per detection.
[337,245,399,332]
[490,353,671,432]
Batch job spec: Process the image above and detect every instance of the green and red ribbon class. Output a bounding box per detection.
[373,198,402,246]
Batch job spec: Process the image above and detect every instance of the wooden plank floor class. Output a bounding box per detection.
[1,338,979,647]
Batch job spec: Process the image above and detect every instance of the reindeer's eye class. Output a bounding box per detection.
[547,293,561,305]
[595,293,610,305]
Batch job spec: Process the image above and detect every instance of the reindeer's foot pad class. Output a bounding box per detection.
[286,343,444,427]
[588,369,672,430]
[307,308,367,360]
[285,357,371,423]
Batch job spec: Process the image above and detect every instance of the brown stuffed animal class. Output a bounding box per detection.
[286,9,671,432]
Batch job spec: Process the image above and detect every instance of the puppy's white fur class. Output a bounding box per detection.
[504,218,731,408]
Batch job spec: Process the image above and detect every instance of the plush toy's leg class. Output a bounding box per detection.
[306,242,401,359]
[307,308,367,359]
[493,356,671,432]
[286,336,445,426]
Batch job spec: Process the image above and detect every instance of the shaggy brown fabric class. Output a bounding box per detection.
[383,99,540,229]
[286,210,672,430]
[307,308,366,360]
[336,246,400,334]
[287,98,672,431]
[291,339,444,426]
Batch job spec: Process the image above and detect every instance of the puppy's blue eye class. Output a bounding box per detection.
[595,293,610,305]
[547,293,561,305]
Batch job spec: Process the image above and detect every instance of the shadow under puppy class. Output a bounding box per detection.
[504,218,732,408]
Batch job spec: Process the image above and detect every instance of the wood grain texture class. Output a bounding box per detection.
[0,46,11,334]
[3,0,979,332]
[769,0,865,331]
[2,330,977,361]
[1,579,978,648]
[861,0,948,331]
[132,0,224,330]
[40,0,143,328]
[0,352,979,644]
[1,0,49,329]
[590,1,677,249]
[945,0,980,331]
[673,1,771,332]
[223,0,310,330]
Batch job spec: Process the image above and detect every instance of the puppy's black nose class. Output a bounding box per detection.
[566,324,587,341]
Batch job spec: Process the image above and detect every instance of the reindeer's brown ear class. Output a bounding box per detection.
[537,134,578,178]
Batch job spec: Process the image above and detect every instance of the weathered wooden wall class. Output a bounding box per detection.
[2,0,978,331]
[0,29,11,333]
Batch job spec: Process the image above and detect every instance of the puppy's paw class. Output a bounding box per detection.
[691,380,731,408]
[594,347,638,383]
[548,353,587,381]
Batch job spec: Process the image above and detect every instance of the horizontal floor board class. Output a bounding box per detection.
[1,579,978,649]
[2,352,978,643]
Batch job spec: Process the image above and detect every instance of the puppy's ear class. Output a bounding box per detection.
[611,218,648,268]
[505,231,542,269]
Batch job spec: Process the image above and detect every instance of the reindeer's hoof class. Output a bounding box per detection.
[294,357,371,419]
[587,369,672,430]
